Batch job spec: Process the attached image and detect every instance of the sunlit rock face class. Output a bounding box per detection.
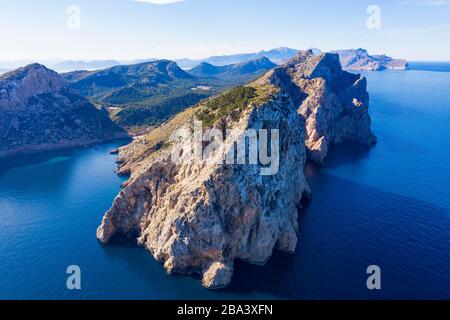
[0,64,128,158]
[97,50,375,289]
[281,50,376,163]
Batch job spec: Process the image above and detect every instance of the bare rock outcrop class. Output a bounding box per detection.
[97,85,310,289]
[278,50,376,162]
[0,64,128,158]
[97,51,375,288]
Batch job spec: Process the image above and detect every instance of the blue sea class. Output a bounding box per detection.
[0,67,449,300]
[409,62,450,73]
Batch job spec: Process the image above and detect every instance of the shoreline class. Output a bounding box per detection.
[0,134,131,160]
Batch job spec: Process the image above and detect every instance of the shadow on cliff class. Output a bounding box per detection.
[96,141,450,299]
[303,142,374,188]
[319,143,374,169]
[222,172,450,300]
[221,144,376,298]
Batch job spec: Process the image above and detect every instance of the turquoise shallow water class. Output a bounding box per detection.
[0,69,449,299]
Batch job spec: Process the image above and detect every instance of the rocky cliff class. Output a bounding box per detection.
[0,64,128,158]
[97,50,375,289]
[277,51,376,162]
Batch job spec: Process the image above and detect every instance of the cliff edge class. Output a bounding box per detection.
[96,50,375,288]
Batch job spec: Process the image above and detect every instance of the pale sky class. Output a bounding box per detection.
[0,0,449,61]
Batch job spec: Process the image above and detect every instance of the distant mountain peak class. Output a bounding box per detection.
[1,63,59,81]
[0,64,127,157]
[189,62,223,76]
[198,62,215,67]
[236,56,276,72]
[0,63,67,112]
[177,47,300,69]
[190,57,276,78]
[63,59,195,94]
[249,56,274,65]
[260,46,296,53]
[331,49,408,71]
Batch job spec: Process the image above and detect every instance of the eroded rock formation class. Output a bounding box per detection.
[97,50,375,288]
[278,51,376,162]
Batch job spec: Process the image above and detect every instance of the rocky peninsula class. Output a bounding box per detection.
[333,49,408,71]
[97,50,375,289]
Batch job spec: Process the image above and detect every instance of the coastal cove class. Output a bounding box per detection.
[0,69,449,299]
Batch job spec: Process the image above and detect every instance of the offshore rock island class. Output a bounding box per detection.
[97,50,376,289]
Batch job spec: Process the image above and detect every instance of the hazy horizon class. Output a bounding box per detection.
[1,0,449,63]
[0,46,449,66]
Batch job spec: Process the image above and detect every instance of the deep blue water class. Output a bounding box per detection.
[0,69,449,299]
[409,62,450,73]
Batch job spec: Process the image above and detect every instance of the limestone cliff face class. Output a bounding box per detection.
[98,90,310,289]
[97,51,375,289]
[0,64,66,112]
[0,64,128,157]
[274,50,376,163]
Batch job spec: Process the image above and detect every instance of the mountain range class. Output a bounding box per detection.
[189,57,277,87]
[0,47,408,75]
[0,64,127,158]
[34,47,297,72]
[176,47,300,69]
[332,48,408,71]
[62,57,277,131]
[0,47,409,146]
[52,58,160,72]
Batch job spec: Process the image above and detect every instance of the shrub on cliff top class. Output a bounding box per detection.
[196,86,257,127]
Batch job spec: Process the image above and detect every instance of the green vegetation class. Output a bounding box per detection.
[121,107,197,163]
[195,84,278,128]
[251,84,279,105]
[196,86,257,127]
[112,91,209,128]
[64,59,277,132]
